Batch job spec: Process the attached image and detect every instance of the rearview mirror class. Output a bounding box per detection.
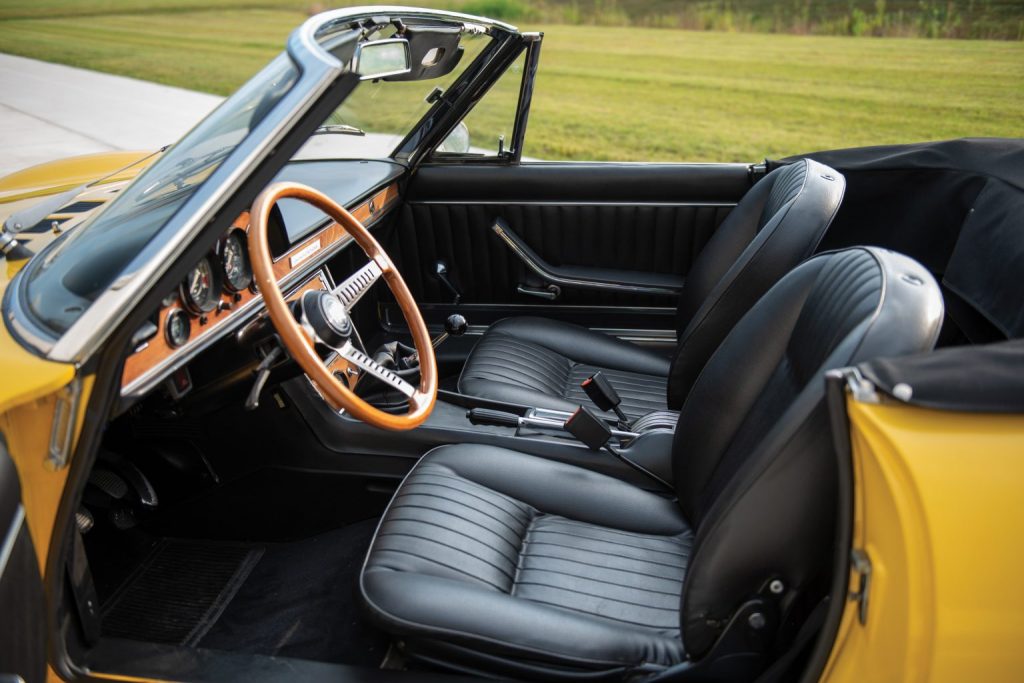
[355,39,411,80]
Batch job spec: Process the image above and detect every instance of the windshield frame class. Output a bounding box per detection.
[9,7,515,364]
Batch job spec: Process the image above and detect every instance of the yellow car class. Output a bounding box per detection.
[1,7,1022,683]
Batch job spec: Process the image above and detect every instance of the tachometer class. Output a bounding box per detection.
[180,255,220,314]
[221,230,252,292]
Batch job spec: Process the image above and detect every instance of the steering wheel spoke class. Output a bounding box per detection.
[339,342,416,399]
[334,260,382,310]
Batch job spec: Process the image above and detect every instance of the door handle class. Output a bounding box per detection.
[517,283,560,300]
[434,260,461,304]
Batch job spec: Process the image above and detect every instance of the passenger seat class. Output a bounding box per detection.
[458,158,846,417]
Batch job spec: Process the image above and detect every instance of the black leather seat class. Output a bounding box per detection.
[458,158,846,418]
[361,247,943,680]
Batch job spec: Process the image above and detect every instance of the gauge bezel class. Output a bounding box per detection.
[218,228,253,293]
[164,309,192,348]
[179,254,222,315]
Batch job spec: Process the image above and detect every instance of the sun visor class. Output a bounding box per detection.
[385,24,464,82]
[942,178,1024,338]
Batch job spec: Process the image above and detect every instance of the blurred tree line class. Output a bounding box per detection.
[459,0,1024,39]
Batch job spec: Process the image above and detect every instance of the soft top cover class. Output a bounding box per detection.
[774,138,1024,414]
[777,137,1024,191]
[860,339,1024,414]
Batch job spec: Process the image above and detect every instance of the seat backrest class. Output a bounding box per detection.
[668,159,846,408]
[672,247,943,658]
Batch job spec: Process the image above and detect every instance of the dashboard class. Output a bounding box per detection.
[121,169,401,398]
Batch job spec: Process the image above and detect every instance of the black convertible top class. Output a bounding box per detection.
[774,138,1024,414]
[859,339,1024,414]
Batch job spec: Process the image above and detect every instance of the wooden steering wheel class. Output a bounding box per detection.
[248,181,437,430]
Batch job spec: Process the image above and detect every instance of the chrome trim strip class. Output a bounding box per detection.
[0,505,26,578]
[409,200,738,207]
[595,328,677,344]
[492,222,681,295]
[4,280,56,355]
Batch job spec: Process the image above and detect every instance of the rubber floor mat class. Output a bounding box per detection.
[101,539,263,646]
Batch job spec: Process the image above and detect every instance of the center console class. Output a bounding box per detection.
[283,316,680,491]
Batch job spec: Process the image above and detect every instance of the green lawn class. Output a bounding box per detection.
[1,4,1021,161]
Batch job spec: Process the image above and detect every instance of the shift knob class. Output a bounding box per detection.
[445,313,468,337]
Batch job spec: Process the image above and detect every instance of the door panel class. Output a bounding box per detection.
[385,162,750,334]
[0,437,46,683]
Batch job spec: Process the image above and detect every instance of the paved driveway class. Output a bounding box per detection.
[0,54,222,176]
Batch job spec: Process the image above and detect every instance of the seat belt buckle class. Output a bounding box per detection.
[581,372,630,428]
[564,405,612,451]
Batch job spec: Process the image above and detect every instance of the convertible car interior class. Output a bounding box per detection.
[16,8,1021,683]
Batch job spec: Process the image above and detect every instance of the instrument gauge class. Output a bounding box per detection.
[221,230,252,292]
[180,255,220,314]
[165,309,191,348]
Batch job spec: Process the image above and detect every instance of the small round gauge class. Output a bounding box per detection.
[165,309,191,348]
[221,230,252,292]
[180,255,220,314]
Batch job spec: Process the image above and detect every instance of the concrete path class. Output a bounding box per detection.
[0,54,223,176]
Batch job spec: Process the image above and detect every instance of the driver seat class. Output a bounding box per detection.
[360,248,943,679]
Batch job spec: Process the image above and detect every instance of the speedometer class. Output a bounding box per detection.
[221,230,252,292]
[180,255,220,314]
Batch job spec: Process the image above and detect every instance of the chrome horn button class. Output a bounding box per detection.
[302,290,353,347]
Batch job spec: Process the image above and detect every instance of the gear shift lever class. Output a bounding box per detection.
[405,314,467,365]
[432,313,468,349]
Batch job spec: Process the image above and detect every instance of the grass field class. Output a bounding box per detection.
[1,3,1021,161]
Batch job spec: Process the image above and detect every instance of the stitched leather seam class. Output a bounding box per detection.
[515,595,682,632]
[520,552,686,582]
[510,510,538,598]
[517,567,682,596]
[515,581,681,612]
[526,541,685,570]
[528,529,691,558]
[401,480,533,524]
[377,531,517,583]
[372,547,508,592]
[413,469,534,515]
[540,516,693,543]
[388,505,525,556]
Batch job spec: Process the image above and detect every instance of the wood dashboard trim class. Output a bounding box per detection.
[121,181,400,394]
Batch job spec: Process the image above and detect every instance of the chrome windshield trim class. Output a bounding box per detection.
[45,7,513,365]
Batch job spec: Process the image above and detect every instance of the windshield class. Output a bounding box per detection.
[294,32,490,161]
[22,54,299,334]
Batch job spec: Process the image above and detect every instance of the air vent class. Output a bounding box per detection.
[57,200,103,213]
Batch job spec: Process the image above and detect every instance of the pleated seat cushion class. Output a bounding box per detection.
[458,317,670,419]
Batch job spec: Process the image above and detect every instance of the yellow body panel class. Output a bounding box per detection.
[0,289,83,570]
[824,399,1024,682]
[0,150,153,204]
